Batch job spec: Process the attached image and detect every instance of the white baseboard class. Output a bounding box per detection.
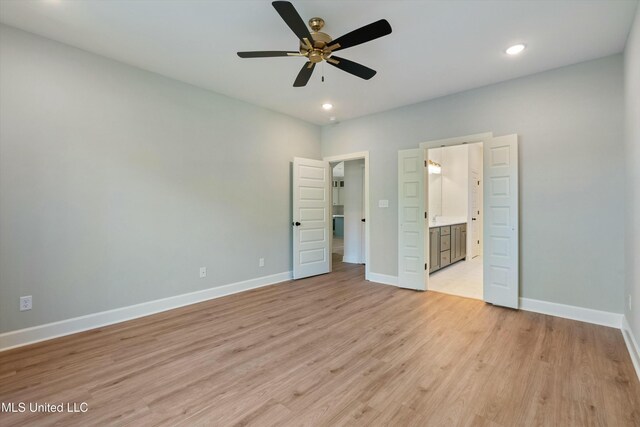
[363,278,624,332]
[519,298,623,329]
[342,255,363,264]
[368,272,398,286]
[0,271,292,352]
[622,315,640,382]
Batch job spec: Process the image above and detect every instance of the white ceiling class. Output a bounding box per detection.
[1,0,637,125]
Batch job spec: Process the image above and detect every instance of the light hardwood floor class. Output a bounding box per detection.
[1,256,639,426]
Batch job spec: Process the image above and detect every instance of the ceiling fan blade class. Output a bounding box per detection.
[272,1,314,48]
[326,56,376,80]
[237,51,302,58]
[293,61,315,87]
[327,19,392,52]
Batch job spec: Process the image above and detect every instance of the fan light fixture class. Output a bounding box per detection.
[322,103,333,111]
[237,1,392,87]
[428,160,442,175]
[506,44,526,55]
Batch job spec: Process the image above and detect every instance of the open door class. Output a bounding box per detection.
[398,149,428,291]
[483,135,519,308]
[292,157,331,279]
[360,164,366,264]
[470,169,482,258]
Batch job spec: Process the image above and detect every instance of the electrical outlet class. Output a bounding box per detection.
[20,296,32,312]
[199,267,207,278]
[259,258,265,267]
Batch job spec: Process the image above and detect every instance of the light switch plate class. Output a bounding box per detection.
[378,200,389,208]
[199,267,207,278]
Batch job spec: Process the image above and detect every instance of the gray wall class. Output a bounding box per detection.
[624,6,640,338]
[322,55,625,313]
[0,25,320,333]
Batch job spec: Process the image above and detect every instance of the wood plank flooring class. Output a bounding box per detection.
[1,256,639,426]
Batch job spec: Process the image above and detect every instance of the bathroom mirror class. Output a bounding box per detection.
[428,148,443,221]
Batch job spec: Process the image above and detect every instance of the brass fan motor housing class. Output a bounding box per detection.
[299,18,334,63]
[308,17,325,32]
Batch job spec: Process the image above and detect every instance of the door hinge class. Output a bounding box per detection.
[424,212,427,219]
[477,180,480,185]
[477,240,480,244]
[424,160,427,167]
[425,263,428,270]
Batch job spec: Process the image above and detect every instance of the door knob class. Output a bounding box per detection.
[361,218,366,222]
[472,218,477,221]
[293,221,301,226]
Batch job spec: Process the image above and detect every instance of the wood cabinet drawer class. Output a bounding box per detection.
[440,226,450,236]
[440,250,451,267]
[440,234,451,251]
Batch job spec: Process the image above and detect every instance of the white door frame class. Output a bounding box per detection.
[323,151,370,281]
[419,132,493,290]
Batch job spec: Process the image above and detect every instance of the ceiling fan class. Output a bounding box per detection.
[237,1,392,87]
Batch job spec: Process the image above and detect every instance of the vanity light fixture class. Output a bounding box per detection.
[322,103,333,111]
[428,159,441,174]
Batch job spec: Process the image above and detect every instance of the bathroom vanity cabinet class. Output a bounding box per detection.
[429,223,467,273]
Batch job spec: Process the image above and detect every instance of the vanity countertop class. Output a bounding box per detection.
[429,219,467,228]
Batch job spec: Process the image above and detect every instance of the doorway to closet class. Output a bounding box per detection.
[330,159,365,269]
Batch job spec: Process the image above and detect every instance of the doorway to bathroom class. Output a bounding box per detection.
[426,142,483,300]
[397,133,519,309]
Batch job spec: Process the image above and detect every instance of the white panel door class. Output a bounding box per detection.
[483,135,519,308]
[360,165,366,264]
[398,149,428,291]
[293,158,331,279]
[471,169,481,258]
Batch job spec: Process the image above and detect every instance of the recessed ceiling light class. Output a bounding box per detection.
[505,44,526,55]
[322,103,333,111]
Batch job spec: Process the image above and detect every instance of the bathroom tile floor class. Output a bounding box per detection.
[429,255,483,300]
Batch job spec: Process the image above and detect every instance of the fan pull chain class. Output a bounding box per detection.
[322,62,325,83]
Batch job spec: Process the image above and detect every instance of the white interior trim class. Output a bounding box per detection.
[0,271,292,352]
[622,316,640,381]
[342,255,362,264]
[323,151,370,281]
[363,275,625,330]
[419,132,493,149]
[368,272,399,286]
[519,298,622,328]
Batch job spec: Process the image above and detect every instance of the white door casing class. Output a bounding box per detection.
[483,135,519,308]
[398,149,428,291]
[292,158,331,279]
